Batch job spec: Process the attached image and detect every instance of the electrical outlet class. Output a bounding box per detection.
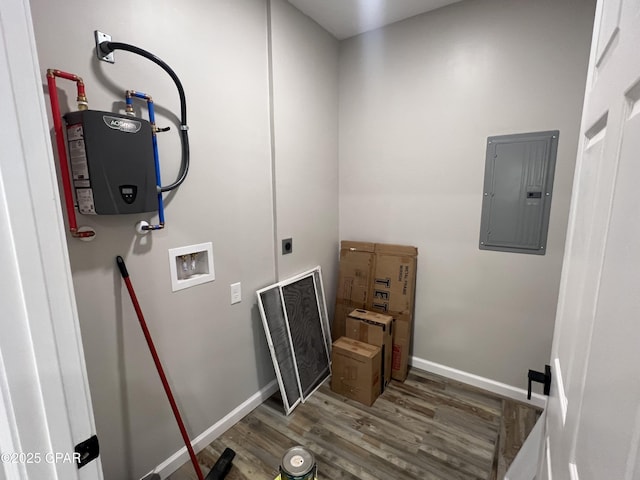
[230,282,241,304]
[94,30,114,63]
[282,238,293,255]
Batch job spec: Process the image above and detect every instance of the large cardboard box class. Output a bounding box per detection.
[333,241,375,342]
[345,309,394,390]
[390,312,412,381]
[331,337,381,406]
[333,241,417,382]
[368,243,417,382]
[369,243,418,315]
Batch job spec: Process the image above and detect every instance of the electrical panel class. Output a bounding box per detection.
[479,131,559,255]
[64,110,157,215]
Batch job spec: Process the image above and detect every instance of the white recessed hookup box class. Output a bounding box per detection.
[168,242,215,292]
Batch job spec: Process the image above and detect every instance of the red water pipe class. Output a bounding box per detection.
[46,69,94,239]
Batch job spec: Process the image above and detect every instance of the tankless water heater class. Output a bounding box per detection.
[64,110,157,215]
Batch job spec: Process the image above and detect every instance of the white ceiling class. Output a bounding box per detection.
[287,0,463,40]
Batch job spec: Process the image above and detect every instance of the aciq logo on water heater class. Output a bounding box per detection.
[103,115,142,133]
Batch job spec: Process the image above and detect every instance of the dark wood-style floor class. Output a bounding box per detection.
[168,368,540,480]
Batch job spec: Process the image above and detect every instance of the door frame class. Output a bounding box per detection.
[0,0,102,478]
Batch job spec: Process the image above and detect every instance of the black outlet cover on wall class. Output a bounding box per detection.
[282,238,293,255]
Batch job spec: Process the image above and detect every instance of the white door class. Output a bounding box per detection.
[0,0,103,478]
[542,0,640,478]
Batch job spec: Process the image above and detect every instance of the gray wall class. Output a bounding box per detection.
[270,0,340,288]
[29,0,338,478]
[338,0,595,388]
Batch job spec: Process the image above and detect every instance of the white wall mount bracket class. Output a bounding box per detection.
[94,30,114,63]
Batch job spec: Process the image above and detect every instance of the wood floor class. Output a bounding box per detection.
[168,368,540,480]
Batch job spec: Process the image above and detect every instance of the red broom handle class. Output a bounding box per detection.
[116,256,204,480]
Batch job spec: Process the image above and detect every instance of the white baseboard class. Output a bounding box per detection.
[410,356,547,409]
[142,379,279,480]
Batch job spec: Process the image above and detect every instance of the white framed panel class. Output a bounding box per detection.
[257,266,331,414]
[257,285,301,415]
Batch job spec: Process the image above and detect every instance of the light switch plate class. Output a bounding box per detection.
[230,282,241,304]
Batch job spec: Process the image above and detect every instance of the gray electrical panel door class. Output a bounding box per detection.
[479,130,559,255]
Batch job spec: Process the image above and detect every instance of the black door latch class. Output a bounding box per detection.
[74,435,99,469]
[528,365,551,400]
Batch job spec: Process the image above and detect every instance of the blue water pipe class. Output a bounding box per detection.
[126,90,165,230]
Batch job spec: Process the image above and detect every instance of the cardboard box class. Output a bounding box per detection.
[368,243,418,316]
[390,312,412,381]
[333,242,375,342]
[345,309,394,390]
[367,244,417,382]
[333,241,418,382]
[331,337,381,406]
